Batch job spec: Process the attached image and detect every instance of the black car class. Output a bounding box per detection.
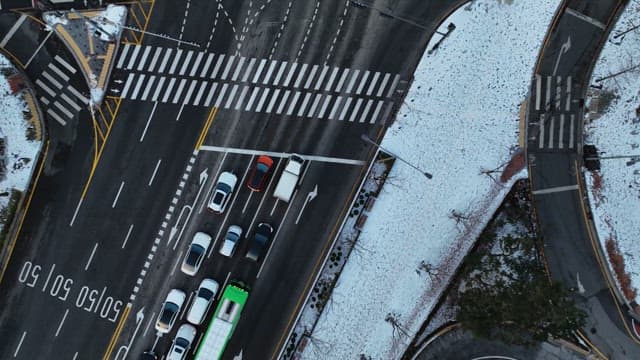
[140,351,157,360]
[246,223,273,261]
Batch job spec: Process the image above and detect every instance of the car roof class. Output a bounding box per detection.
[199,278,219,293]
[167,289,186,304]
[218,171,237,187]
[192,232,212,247]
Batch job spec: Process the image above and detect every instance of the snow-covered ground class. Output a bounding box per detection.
[584,0,640,304]
[0,55,41,225]
[299,0,560,359]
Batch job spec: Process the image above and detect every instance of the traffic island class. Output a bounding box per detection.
[43,5,127,106]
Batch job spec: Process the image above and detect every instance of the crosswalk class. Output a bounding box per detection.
[35,55,88,126]
[114,44,403,124]
[529,74,578,150]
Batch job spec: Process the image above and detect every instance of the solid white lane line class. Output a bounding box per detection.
[198,146,366,165]
[0,14,26,47]
[317,95,332,118]
[116,43,131,69]
[36,79,56,97]
[151,77,166,102]
[85,243,98,270]
[296,93,312,117]
[261,60,278,84]
[72,351,78,360]
[168,49,183,74]
[130,74,146,100]
[112,181,125,208]
[70,197,83,226]
[255,88,270,112]
[48,63,70,81]
[60,93,81,111]
[180,291,194,320]
[335,68,350,92]
[245,87,260,111]
[348,98,363,122]
[275,90,291,114]
[532,184,578,195]
[193,81,208,106]
[161,78,177,103]
[189,52,205,77]
[55,309,69,337]
[178,50,194,75]
[41,264,55,292]
[386,74,400,98]
[565,7,605,29]
[569,114,575,149]
[306,94,322,118]
[272,61,288,85]
[355,70,370,94]
[231,56,246,81]
[545,75,551,110]
[210,54,225,78]
[142,311,155,337]
[558,114,565,149]
[157,48,172,73]
[252,58,267,83]
[286,91,300,116]
[293,63,309,88]
[55,55,76,74]
[266,89,280,113]
[176,103,186,120]
[214,83,229,107]
[47,109,67,126]
[120,73,136,98]
[126,45,141,70]
[369,100,384,124]
[200,53,214,77]
[338,97,353,120]
[217,272,232,300]
[203,82,218,107]
[324,67,339,92]
[235,86,249,110]
[147,47,162,72]
[43,71,63,89]
[365,71,381,96]
[136,46,152,71]
[141,75,156,101]
[140,102,158,142]
[375,72,390,97]
[149,159,162,186]
[303,64,318,89]
[345,69,360,93]
[170,250,183,275]
[122,224,134,249]
[535,74,541,110]
[282,62,298,87]
[14,331,26,357]
[220,55,236,80]
[313,65,329,90]
[224,84,239,109]
[172,79,188,104]
[53,101,73,118]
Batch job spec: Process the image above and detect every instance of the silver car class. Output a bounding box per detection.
[219,225,242,257]
[166,324,196,360]
[181,232,212,276]
[155,289,186,333]
[207,171,237,213]
[186,278,219,325]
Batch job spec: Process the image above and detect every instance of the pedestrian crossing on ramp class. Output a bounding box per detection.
[35,55,88,126]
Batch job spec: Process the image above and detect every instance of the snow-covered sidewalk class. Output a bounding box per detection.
[298,1,560,359]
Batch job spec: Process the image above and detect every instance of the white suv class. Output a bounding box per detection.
[181,232,212,276]
[166,324,196,360]
[155,289,186,333]
[186,278,219,325]
[207,172,238,213]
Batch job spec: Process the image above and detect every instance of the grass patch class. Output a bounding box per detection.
[0,189,23,250]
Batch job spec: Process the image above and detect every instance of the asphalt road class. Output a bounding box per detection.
[526,0,640,358]
[0,1,461,360]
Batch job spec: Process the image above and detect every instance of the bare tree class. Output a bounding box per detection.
[385,312,410,347]
[305,331,331,358]
[480,162,507,183]
[416,260,441,282]
[344,234,372,260]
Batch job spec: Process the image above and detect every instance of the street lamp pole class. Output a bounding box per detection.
[361,134,433,179]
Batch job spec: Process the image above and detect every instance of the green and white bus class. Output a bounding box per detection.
[195,282,249,360]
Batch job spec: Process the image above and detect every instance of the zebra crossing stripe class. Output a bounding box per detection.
[355,70,370,94]
[47,108,67,126]
[555,76,561,110]
[141,75,156,101]
[220,55,236,80]
[55,55,76,74]
[204,83,218,107]
[67,85,89,104]
[215,83,229,108]
[538,114,545,149]
[303,65,318,89]
[60,93,81,111]
[182,80,198,105]
[349,98,363,122]
[54,101,73,118]
[130,74,146,100]
[370,101,383,124]
[317,95,332,118]
[376,73,390,97]
[297,93,312,117]
[126,45,141,70]
[157,48,172,73]
[282,63,297,87]
[43,72,63,89]
[286,91,300,116]
[116,43,131,69]
[386,74,400,98]
[569,114,575,149]
[334,68,349,93]
[172,79,188,104]
[366,72,380,96]
[189,52,205,77]
[245,87,260,111]
[211,55,225,79]
[558,114,565,149]
[275,90,291,114]
[148,47,162,72]
[535,74,541,111]
[255,88,269,112]
[548,115,555,148]
[307,93,322,118]
[161,78,176,103]
[225,84,239,108]
[252,59,267,83]
[231,57,246,81]
[121,73,136,98]
[345,69,359,93]
[168,49,183,74]
[544,76,551,110]
[265,89,280,113]
[48,63,70,82]
[179,50,194,76]
[328,97,342,120]
[360,99,373,123]
[273,61,288,86]
[313,66,329,91]
[324,67,339,92]
[262,61,278,85]
[293,63,308,88]
[241,58,256,82]
[40,96,50,105]
[193,81,208,106]
[137,46,152,71]
[235,86,249,110]
[151,77,166,102]
[565,76,572,111]
[338,98,352,121]
[200,53,214,77]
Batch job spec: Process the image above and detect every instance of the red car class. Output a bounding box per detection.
[247,155,274,191]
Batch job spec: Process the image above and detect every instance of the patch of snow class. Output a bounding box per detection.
[584,0,640,303]
[92,4,127,42]
[42,12,68,26]
[299,0,560,359]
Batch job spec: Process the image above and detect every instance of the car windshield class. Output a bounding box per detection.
[254,233,268,245]
[198,287,214,300]
[226,232,239,243]
[186,244,204,265]
[217,183,231,193]
[175,338,189,349]
[160,303,178,323]
[212,191,225,204]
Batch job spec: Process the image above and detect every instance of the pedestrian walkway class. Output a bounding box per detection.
[35,55,89,126]
[528,74,579,150]
[114,44,403,124]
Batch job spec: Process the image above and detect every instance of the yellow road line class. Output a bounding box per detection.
[576,330,608,359]
[11,9,45,26]
[0,48,25,69]
[97,107,110,130]
[195,107,217,150]
[136,1,148,18]
[129,7,144,31]
[104,100,114,118]
[102,303,131,360]
[137,0,156,44]
[0,141,49,285]
[92,110,105,142]
[87,27,95,56]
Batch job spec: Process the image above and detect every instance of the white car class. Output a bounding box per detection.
[186,278,219,325]
[219,225,242,257]
[181,232,212,276]
[166,324,197,360]
[207,171,238,213]
[155,289,186,333]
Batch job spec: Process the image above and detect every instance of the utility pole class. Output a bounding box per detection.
[361,134,433,179]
